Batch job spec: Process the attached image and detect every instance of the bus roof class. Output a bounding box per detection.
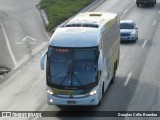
[64,12,117,28]
[49,12,117,47]
[49,27,99,47]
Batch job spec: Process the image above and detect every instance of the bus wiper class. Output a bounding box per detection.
[73,73,84,87]
[56,74,67,79]
[59,65,71,86]
[56,74,68,86]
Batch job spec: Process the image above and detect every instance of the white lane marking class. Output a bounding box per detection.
[0,70,21,88]
[120,1,134,19]
[124,9,129,14]
[121,9,129,19]
[16,41,37,45]
[142,40,147,48]
[22,36,36,42]
[16,42,23,45]
[124,73,132,86]
[0,20,18,68]
[29,42,36,44]
[153,20,156,26]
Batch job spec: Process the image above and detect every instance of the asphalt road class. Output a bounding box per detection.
[0,0,160,120]
[0,0,49,69]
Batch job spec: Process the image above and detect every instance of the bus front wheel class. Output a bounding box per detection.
[110,64,116,84]
[98,83,104,106]
[136,3,139,7]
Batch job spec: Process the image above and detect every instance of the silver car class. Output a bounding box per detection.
[120,20,138,42]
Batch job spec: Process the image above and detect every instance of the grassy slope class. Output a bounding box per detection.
[40,0,94,31]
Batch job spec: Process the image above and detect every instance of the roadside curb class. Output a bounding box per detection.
[0,67,9,81]
[0,67,10,75]
[0,42,48,85]
[36,5,49,28]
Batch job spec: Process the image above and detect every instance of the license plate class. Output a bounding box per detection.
[121,37,128,40]
[67,100,76,105]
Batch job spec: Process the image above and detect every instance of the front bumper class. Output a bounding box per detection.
[47,93,99,106]
[120,36,136,41]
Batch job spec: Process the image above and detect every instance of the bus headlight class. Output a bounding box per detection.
[89,90,97,96]
[47,89,54,95]
[49,99,53,103]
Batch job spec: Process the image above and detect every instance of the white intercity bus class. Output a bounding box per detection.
[40,12,120,106]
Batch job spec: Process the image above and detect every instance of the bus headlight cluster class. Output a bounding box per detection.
[47,89,54,95]
[49,99,53,103]
[89,90,97,96]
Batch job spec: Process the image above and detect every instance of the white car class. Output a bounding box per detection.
[120,20,138,42]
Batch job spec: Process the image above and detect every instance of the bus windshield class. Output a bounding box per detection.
[47,46,98,88]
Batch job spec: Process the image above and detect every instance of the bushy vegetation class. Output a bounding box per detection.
[40,0,94,31]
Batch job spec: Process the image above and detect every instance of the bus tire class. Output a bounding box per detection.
[115,60,118,70]
[110,65,116,84]
[98,83,104,106]
[136,3,139,7]
[152,3,154,6]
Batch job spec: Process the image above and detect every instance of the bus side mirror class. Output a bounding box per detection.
[40,51,47,70]
[98,50,103,71]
